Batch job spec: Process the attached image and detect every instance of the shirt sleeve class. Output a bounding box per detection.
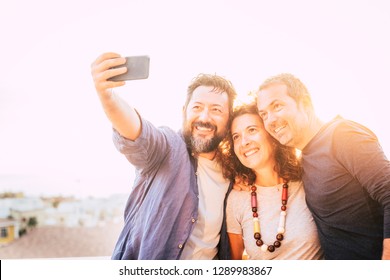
[112,116,170,175]
[226,191,244,235]
[332,120,390,238]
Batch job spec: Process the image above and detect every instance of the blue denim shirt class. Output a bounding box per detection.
[111,117,232,260]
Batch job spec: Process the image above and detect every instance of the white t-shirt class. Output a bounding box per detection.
[180,156,230,260]
[227,181,323,260]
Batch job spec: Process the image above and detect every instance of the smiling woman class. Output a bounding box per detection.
[220,102,323,260]
[0,0,389,271]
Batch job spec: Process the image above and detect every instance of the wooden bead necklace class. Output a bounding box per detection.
[251,180,289,253]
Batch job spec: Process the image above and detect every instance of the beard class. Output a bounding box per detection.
[183,121,226,154]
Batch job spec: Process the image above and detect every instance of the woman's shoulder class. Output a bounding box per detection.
[228,189,251,202]
[287,180,304,195]
[289,180,303,187]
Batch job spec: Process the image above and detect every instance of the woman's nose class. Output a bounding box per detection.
[241,134,250,146]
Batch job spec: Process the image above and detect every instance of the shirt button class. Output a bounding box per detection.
[178,244,183,249]
[191,218,196,223]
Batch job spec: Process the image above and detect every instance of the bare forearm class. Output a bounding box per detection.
[382,238,390,260]
[91,52,142,140]
[99,91,141,140]
[228,233,245,260]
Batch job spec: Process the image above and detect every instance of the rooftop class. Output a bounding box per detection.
[0,221,123,259]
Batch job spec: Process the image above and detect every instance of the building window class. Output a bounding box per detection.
[1,227,8,238]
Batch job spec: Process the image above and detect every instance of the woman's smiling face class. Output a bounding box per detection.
[231,113,276,171]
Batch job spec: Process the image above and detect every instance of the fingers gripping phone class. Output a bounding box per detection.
[109,55,150,81]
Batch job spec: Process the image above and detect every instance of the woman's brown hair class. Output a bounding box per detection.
[220,102,302,185]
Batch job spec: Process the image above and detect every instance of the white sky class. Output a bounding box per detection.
[1,0,390,198]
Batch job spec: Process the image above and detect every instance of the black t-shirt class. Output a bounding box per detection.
[302,116,390,259]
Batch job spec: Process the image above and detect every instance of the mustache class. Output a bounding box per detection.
[192,121,217,130]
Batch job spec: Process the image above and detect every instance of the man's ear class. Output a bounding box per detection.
[299,97,314,115]
[182,106,186,117]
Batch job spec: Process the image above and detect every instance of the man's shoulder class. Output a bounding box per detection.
[140,117,183,139]
[325,116,377,140]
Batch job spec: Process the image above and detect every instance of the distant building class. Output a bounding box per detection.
[0,194,126,230]
[8,198,46,229]
[0,219,20,245]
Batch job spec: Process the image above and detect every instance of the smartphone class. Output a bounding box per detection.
[109,55,150,81]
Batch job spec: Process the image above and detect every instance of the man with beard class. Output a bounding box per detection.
[90,52,237,259]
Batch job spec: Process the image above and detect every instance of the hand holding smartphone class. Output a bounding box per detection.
[109,55,150,81]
